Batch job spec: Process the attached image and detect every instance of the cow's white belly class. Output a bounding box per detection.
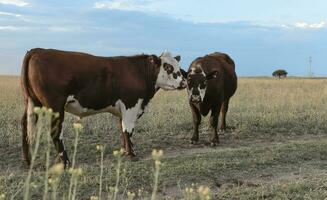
[64,95,121,118]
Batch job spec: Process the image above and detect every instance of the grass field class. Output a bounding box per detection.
[0,76,327,199]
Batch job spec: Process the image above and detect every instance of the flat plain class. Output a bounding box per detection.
[0,76,327,199]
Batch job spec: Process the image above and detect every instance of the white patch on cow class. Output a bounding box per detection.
[121,98,144,133]
[188,66,207,101]
[199,86,206,101]
[155,51,185,90]
[59,123,65,144]
[59,123,65,150]
[27,98,36,143]
[64,95,122,118]
[65,96,145,133]
[59,126,64,140]
[190,68,196,74]
[65,95,145,134]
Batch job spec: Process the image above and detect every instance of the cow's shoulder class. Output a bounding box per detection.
[207,52,235,68]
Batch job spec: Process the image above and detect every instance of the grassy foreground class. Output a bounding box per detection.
[0,76,327,199]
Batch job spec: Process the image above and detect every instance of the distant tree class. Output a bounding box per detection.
[272,69,288,78]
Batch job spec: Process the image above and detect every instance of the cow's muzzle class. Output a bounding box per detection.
[190,95,201,103]
[177,79,187,90]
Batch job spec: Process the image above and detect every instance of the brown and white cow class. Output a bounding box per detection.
[181,52,237,146]
[21,48,186,167]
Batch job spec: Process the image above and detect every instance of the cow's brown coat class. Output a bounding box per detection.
[21,48,185,167]
[182,52,237,145]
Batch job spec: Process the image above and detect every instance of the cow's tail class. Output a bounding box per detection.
[21,50,38,165]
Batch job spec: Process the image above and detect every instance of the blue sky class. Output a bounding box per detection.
[0,0,326,76]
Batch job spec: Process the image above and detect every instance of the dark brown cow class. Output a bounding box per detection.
[21,48,186,167]
[181,52,237,146]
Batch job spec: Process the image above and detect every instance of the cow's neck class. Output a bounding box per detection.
[141,59,160,107]
[199,95,213,116]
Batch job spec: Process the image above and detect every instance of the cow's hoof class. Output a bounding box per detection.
[22,158,31,167]
[190,139,199,145]
[64,160,71,169]
[219,128,226,133]
[124,154,139,162]
[210,140,219,147]
[190,136,199,145]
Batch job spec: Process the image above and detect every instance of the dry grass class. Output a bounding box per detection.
[0,76,327,199]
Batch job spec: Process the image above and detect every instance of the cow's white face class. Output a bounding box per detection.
[187,66,207,103]
[186,64,219,103]
[155,51,187,90]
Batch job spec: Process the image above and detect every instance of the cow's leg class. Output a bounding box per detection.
[121,129,135,157]
[209,103,222,146]
[51,111,70,168]
[190,104,201,144]
[121,113,137,157]
[120,101,144,158]
[220,99,230,131]
[22,98,41,166]
[22,108,30,165]
[42,94,70,168]
[118,117,126,149]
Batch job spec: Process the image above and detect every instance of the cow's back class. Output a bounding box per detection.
[26,48,153,109]
[209,52,237,98]
[26,49,109,104]
[28,48,108,79]
[201,52,237,99]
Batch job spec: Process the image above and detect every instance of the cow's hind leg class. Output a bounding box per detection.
[220,99,230,131]
[22,98,40,166]
[209,103,222,146]
[22,107,30,165]
[21,109,31,166]
[51,111,70,168]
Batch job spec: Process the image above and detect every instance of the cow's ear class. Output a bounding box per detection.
[174,55,181,62]
[206,70,219,80]
[180,69,188,79]
[149,55,161,67]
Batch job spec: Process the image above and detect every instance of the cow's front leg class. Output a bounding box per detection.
[122,129,135,157]
[209,103,222,146]
[190,103,201,144]
[119,117,135,157]
[118,118,126,150]
[120,100,143,158]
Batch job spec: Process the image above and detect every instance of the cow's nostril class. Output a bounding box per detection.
[191,95,201,103]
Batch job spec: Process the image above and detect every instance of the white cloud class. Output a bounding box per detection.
[295,21,325,29]
[0,25,27,31]
[48,26,82,32]
[0,0,29,7]
[0,11,22,18]
[0,11,31,22]
[282,21,326,30]
[94,0,157,12]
